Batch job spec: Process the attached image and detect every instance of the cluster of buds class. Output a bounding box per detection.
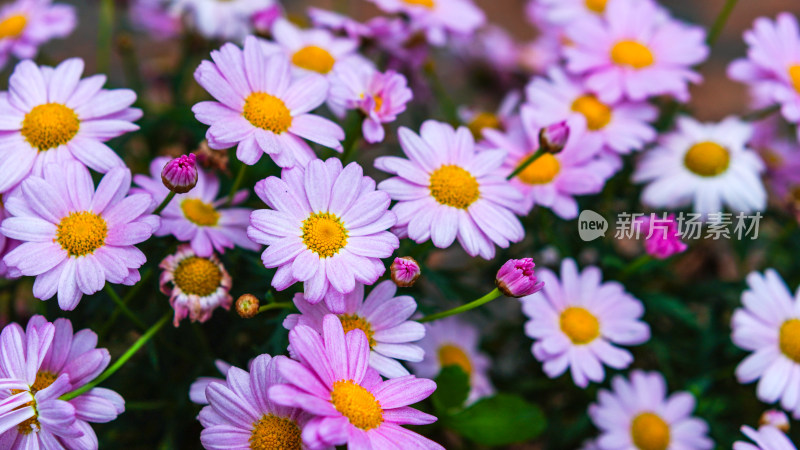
[495,258,543,298]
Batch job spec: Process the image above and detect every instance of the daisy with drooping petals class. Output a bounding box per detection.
[564,0,708,103]
[375,120,524,260]
[189,360,231,405]
[0,0,76,70]
[192,36,344,169]
[524,68,657,154]
[0,58,141,193]
[248,158,398,312]
[731,269,800,419]
[410,317,494,405]
[589,370,714,450]
[171,0,276,41]
[270,315,442,449]
[198,354,316,450]
[368,0,485,46]
[284,280,425,378]
[521,258,650,388]
[0,162,158,311]
[133,156,259,257]
[633,116,767,219]
[734,426,797,450]
[159,244,233,327]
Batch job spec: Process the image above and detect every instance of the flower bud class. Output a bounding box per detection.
[636,214,687,259]
[252,5,282,33]
[538,121,569,154]
[495,258,543,298]
[162,154,198,194]
[236,294,260,319]
[390,256,421,287]
[759,410,790,432]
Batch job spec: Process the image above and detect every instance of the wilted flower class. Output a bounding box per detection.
[235,294,260,319]
[390,256,421,287]
[161,154,198,194]
[496,258,543,298]
[760,410,790,433]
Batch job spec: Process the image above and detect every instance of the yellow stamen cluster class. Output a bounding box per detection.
[173,256,222,297]
[21,103,80,151]
[585,0,607,13]
[291,46,336,74]
[249,414,302,450]
[780,319,800,363]
[181,198,220,227]
[330,380,384,430]
[572,95,612,131]
[404,0,435,7]
[630,412,671,450]
[56,212,108,257]
[243,92,292,134]
[611,40,654,69]
[517,153,561,185]
[0,14,27,39]
[467,112,502,141]
[339,314,377,348]
[438,344,473,375]
[683,141,730,177]
[559,307,600,345]
[11,371,58,435]
[302,212,349,258]
[789,65,800,94]
[429,165,480,209]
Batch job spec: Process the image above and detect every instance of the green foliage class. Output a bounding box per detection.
[444,394,547,446]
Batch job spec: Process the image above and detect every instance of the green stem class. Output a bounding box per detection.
[743,104,780,122]
[706,0,739,46]
[423,63,458,124]
[153,192,176,215]
[227,163,247,206]
[507,149,545,181]
[419,288,502,323]
[340,112,364,163]
[258,302,294,314]
[99,269,153,339]
[97,0,115,75]
[61,312,171,401]
[621,254,653,279]
[104,284,146,330]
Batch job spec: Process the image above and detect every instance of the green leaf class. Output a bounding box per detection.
[431,365,470,412]
[445,393,546,445]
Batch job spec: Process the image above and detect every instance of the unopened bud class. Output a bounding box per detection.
[162,154,198,194]
[253,5,282,33]
[390,257,421,287]
[759,410,790,433]
[495,258,543,298]
[236,294,260,318]
[538,121,569,154]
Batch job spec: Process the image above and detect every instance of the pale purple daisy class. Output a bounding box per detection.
[589,370,714,449]
[0,0,76,70]
[521,258,650,388]
[133,156,259,257]
[409,317,494,405]
[533,0,612,28]
[283,280,425,378]
[0,162,158,311]
[0,58,142,193]
[329,61,413,143]
[734,426,797,450]
[248,158,399,312]
[171,0,276,41]
[159,244,233,327]
[308,7,373,40]
[0,196,20,279]
[524,68,657,154]
[192,36,344,169]
[564,0,708,103]
[129,0,181,40]
[189,360,231,405]
[367,0,485,46]
[732,269,800,419]
[375,120,524,260]
[198,354,315,450]
[269,315,442,449]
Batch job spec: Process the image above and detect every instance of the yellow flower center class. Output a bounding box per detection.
[631,412,670,450]
[585,0,607,13]
[683,141,730,177]
[0,14,27,39]
[517,153,560,185]
[560,307,600,345]
[438,344,472,375]
[330,380,384,430]
[10,371,57,435]
[572,95,612,130]
[173,256,222,297]
[404,0,435,7]
[243,92,292,134]
[56,212,108,257]
[21,103,80,151]
[788,65,800,94]
[429,165,480,209]
[291,46,336,74]
[467,112,502,141]
[302,212,348,258]
[249,414,302,450]
[611,40,654,69]
[339,314,376,348]
[181,198,220,227]
[780,319,800,363]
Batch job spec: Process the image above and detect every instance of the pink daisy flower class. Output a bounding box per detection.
[564,0,708,103]
[171,0,276,41]
[367,0,485,46]
[159,244,233,327]
[329,61,413,144]
[192,36,344,169]
[375,120,524,260]
[0,0,76,70]
[0,196,21,279]
[198,354,315,450]
[483,113,618,219]
[133,156,259,258]
[410,317,494,405]
[589,370,714,449]
[283,280,425,378]
[0,58,142,193]
[269,315,442,449]
[189,360,231,405]
[524,68,657,154]
[732,269,800,419]
[248,158,398,312]
[521,258,650,388]
[734,426,796,450]
[533,0,611,28]
[129,0,181,40]
[0,162,158,310]
[308,7,374,40]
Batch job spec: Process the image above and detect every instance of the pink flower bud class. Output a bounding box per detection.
[759,410,790,432]
[252,5,282,33]
[162,154,198,194]
[538,121,569,154]
[496,258,543,298]
[390,256,421,287]
[637,214,688,259]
